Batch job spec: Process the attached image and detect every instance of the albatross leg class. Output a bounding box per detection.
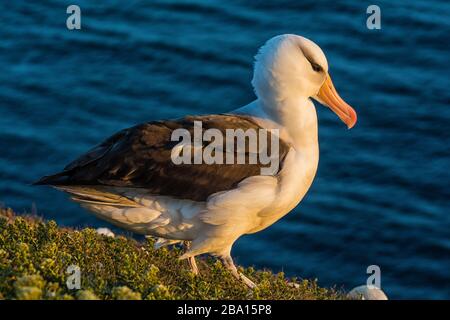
[184,241,199,275]
[219,255,256,289]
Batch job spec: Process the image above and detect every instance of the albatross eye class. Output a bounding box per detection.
[310,62,323,73]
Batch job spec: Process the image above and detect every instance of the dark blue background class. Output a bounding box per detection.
[1,1,449,299]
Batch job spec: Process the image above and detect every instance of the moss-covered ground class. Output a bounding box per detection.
[0,208,343,300]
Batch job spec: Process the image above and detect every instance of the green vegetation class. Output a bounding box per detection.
[0,208,343,300]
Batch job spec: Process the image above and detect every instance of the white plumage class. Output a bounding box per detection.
[37,34,357,288]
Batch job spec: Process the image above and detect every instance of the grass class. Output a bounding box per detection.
[0,208,343,300]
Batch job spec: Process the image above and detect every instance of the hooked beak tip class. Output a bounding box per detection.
[317,74,358,130]
[346,106,358,129]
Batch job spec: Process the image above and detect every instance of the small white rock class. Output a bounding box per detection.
[348,285,388,300]
[287,282,300,289]
[96,227,115,238]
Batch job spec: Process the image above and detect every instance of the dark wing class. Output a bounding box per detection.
[34,114,290,202]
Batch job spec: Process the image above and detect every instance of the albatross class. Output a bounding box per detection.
[34,34,357,288]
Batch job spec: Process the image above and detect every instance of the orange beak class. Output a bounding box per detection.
[316,74,357,129]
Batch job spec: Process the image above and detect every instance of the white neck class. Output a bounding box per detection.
[258,96,318,149]
[233,95,320,230]
[232,93,317,153]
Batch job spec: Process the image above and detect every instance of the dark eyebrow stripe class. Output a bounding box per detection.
[298,46,323,70]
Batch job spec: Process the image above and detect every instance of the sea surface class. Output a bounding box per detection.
[1,1,449,299]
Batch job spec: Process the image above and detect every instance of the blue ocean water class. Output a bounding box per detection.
[0,1,449,299]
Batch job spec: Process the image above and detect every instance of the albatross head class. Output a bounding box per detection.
[252,34,357,129]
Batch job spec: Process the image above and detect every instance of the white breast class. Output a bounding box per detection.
[230,99,320,233]
[82,99,319,253]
